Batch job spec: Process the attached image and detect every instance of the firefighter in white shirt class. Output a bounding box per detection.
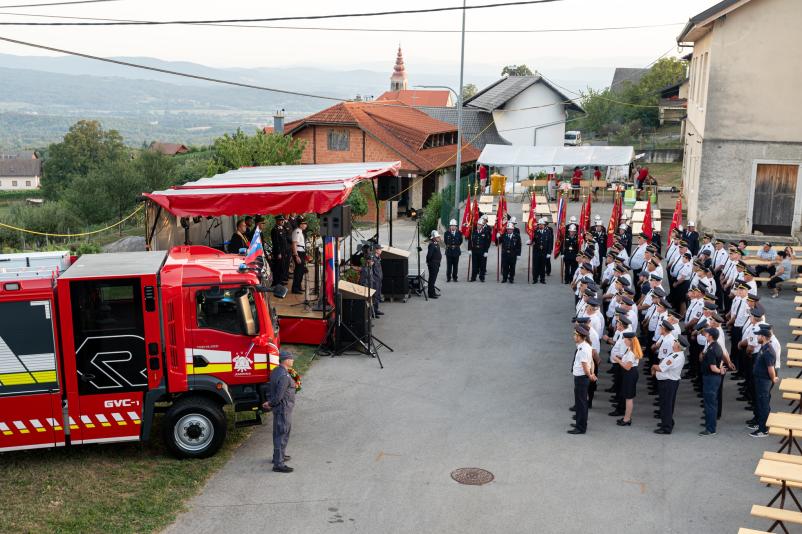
[568,325,597,435]
[606,315,632,417]
[727,283,751,380]
[652,336,687,434]
[670,252,693,311]
[699,233,715,257]
[586,299,605,339]
[573,316,601,410]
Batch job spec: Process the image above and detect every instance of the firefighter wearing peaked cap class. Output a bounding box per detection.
[531,217,552,284]
[500,222,522,284]
[444,218,463,282]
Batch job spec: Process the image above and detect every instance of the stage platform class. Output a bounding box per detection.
[275,291,331,345]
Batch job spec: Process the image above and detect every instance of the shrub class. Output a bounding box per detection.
[420,191,442,238]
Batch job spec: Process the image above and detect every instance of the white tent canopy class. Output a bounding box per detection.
[477,144,635,168]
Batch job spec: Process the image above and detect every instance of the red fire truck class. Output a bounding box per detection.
[0,246,286,458]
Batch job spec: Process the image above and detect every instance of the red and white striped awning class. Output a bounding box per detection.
[144,162,400,217]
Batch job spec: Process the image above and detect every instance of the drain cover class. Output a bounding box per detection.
[451,468,494,486]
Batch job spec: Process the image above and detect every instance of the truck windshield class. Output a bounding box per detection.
[565,133,577,140]
[196,287,259,336]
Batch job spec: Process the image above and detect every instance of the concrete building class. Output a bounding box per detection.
[464,76,583,148]
[678,0,802,236]
[0,158,41,190]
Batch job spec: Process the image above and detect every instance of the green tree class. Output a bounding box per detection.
[461,83,478,101]
[41,120,126,199]
[346,182,369,217]
[136,149,178,191]
[64,159,144,226]
[501,64,534,77]
[209,129,305,175]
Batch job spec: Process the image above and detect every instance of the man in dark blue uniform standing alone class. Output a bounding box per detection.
[263,351,297,472]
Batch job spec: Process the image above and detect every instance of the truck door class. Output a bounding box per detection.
[0,297,62,452]
[188,286,266,386]
[64,278,150,444]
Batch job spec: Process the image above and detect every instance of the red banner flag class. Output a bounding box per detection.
[642,197,654,240]
[492,194,508,244]
[577,197,586,250]
[461,185,473,239]
[552,193,566,257]
[526,191,537,240]
[668,196,682,238]
[606,191,622,248]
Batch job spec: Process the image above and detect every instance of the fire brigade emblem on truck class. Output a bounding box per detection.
[232,353,253,374]
[75,335,148,392]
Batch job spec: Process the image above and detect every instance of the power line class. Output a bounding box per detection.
[0,34,347,101]
[0,0,116,7]
[0,10,685,34]
[0,0,562,25]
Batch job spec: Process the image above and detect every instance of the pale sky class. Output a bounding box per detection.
[0,0,711,76]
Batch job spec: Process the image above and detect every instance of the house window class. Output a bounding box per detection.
[11,180,17,187]
[327,129,350,151]
[25,180,31,187]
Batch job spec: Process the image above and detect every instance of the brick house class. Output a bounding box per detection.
[273,100,480,218]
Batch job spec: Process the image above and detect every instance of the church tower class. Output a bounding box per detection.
[390,45,408,91]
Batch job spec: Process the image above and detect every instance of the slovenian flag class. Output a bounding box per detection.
[324,237,338,307]
[244,225,263,263]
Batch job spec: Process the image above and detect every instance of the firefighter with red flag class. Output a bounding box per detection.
[531,218,553,284]
[444,219,463,282]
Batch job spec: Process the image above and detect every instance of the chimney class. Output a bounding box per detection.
[273,109,285,134]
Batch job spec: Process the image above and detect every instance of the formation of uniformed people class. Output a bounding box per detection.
[566,222,780,437]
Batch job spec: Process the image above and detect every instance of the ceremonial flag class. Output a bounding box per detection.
[606,191,622,248]
[552,193,566,257]
[642,198,654,240]
[493,194,507,244]
[668,196,682,238]
[324,237,338,307]
[460,186,473,239]
[577,197,585,250]
[526,191,537,240]
[243,225,262,263]
[583,194,592,234]
[471,186,480,229]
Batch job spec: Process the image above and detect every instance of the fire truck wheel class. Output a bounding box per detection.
[163,396,227,459]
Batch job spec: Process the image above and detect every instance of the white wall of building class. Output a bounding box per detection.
[0,176,40,190]
[492,82,568,147]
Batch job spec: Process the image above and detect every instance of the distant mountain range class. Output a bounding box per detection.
[0,53,618,150]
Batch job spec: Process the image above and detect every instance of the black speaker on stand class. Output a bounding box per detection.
[320,204,352,237]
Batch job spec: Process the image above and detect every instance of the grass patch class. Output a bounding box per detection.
[650,162,683,189]
[0,343,315,534]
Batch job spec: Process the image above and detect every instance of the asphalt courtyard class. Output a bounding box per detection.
[166,209,798,534]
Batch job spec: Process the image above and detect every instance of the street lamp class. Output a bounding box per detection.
[414,0,466,223]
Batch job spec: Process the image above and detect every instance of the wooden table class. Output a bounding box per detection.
[755,458,802,512]
[789,348,802,361]
[769,412,802,455]
[780,379,802,414]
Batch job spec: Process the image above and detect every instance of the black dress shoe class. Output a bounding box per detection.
[273,465,294,473]
[572,414,577,420]
[654,428,671,435]
[616,418,632,426]
[509,280,514,284]
[567,428,585,435]
[501,279,507,283]
[569,406,576,412]
[452,279,458,283]
[429,295,439,299]
[375,311,385,316]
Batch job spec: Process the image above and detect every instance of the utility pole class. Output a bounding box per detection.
[455,0,467,222]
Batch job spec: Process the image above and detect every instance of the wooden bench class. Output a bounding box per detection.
[791,319,802,340]
[789,343,802,350]
[737,529,772,534]
[751,505,802,532]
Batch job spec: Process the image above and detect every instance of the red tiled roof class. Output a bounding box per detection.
[150,142,189,155]
[377,89,452,107]
[277,101,478,172]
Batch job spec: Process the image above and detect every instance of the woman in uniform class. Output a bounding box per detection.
[613,331,642,426]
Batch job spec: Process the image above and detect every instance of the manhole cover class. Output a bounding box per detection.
[450,468,494,486]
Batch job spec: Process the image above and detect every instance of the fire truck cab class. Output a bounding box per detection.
[0,246,283,458]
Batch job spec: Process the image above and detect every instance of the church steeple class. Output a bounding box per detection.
[390,45,408,91]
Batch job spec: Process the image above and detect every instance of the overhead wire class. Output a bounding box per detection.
[0,0,116,8]
[0,0,564,25]
[0,204,143,237]
[0,10,685,34]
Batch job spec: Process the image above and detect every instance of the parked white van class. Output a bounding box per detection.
[564,131,582,146]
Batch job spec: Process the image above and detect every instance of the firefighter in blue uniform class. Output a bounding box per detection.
[562,223,579,285]
[531,218,553,284]
[500,222,522,283]
[469,215,492,282]
[443,218,463,282]
[263,350,296,473]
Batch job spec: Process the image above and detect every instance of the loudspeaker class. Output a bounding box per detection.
[320,204,352,237]
[376,176,402,201]
[338,297,368,346]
